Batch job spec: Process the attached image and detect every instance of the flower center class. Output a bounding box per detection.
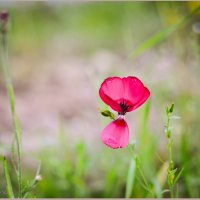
[119,100,132,115]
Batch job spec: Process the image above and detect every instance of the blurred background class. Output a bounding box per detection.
[0,1,200,198]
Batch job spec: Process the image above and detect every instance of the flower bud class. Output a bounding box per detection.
[35,174,42,181]
[169,103,174,113]
[165,129,171,138]
[0,10,8,21]
[0,10,9,34]
[100,109,115,120]
[169,160,174,170]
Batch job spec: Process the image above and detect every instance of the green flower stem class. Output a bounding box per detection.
[0,27,22,198]
[128,146,154,197]
[165,104,175,198]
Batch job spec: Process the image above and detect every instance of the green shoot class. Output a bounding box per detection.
[127,143,154,197]
[165,103,183,197]
[1,156,14,198]
[22,162,42,198]
[165,103,175,197]
[0,11,42,198]
[0,11,23,197]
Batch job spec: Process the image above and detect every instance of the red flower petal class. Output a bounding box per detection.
[99,76,150,113]
[101,118,129,149]
[99,77,123,112]
[131,86,150,111]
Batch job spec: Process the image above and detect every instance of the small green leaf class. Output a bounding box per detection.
[168,167,177,176]
[169,103,174,113]
[174,167,184,185]
[100,110,115,120]
[2,157,15,198]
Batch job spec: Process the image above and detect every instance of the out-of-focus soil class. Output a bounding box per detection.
[0,36,199,155]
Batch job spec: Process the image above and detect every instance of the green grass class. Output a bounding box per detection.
[0,156,14,198]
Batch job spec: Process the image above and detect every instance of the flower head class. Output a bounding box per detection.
[35,174,42,181]
[99,76,150,115]
[99,76,150,149]
[0,10,9,34]
[0,10,9,22]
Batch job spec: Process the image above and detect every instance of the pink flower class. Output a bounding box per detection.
[99,76,150,149]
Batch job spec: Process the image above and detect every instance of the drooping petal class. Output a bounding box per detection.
[101,118,129,149]
[99,76,150,113]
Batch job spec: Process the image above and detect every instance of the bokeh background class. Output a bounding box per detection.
[0,1,200,198]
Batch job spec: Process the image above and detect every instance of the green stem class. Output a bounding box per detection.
[165,106,175,198]
[137,166,149,188]
[170,186,174,198]
[0,30,22,197]
[167,113,172,163]
[137,166,154,197]
[167,113,173,167]
[128,147,154,197]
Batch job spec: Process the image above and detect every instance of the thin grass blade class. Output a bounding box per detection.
[125,158,136,198]
[2,157,15,198]
[128,6,200,58]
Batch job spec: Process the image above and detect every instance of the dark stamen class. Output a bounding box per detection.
[119,100,132,115]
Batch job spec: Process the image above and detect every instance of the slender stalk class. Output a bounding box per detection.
[1,156,15,198]
[137,161,154,197]
[165,104,175,198]
[0,24,22,197]
[128,145,154,197]
[137,166,148,188]
[166,112,173,167]
[22,161,41,198]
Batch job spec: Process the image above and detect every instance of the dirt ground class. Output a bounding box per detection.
[0,35,199,156]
